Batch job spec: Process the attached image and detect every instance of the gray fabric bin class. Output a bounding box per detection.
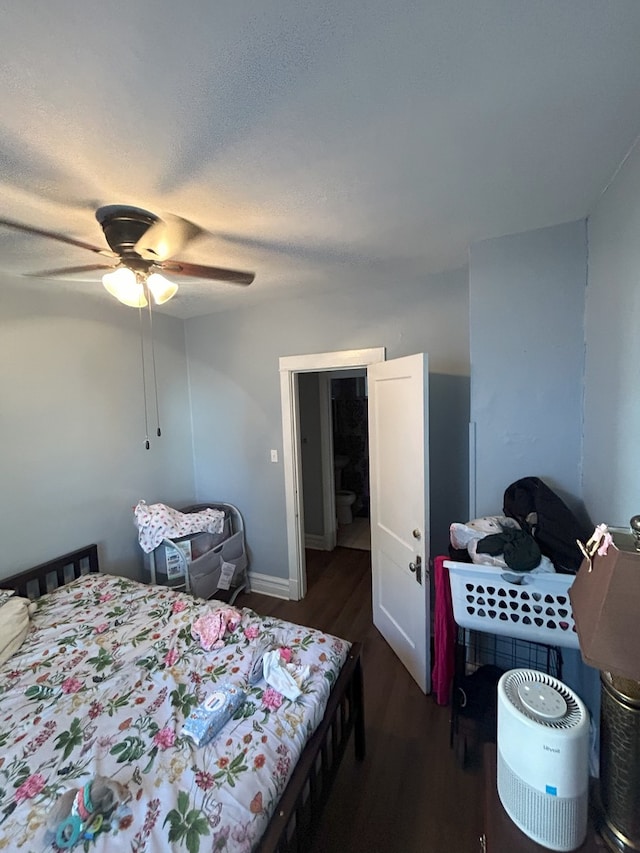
[143,516,232,583]
[189,531,248,600]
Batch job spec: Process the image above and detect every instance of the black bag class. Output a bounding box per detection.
[454,664,504,734]
[452,664,504,768]
[503,476,591,573]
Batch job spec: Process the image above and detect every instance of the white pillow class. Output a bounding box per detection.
[0,596,36,666]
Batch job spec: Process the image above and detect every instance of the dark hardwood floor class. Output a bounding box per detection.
[238,547,484,853]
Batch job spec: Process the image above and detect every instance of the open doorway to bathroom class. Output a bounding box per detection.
[297,369,371,555]
[279,347,385,600]
[331,371,370,550]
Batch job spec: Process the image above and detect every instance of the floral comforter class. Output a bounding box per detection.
[0,574,349,852]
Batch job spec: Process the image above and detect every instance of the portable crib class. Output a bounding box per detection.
[143,502,249,604]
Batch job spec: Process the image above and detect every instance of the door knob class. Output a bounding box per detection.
[412,528,421,540]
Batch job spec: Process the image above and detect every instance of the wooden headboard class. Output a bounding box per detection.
[2,544,99,599]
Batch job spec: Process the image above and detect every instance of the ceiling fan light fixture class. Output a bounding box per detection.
[102,266,148,308]
[1,206,255,312]
[147,272,179,305]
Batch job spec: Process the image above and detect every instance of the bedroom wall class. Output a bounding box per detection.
[584,140,640,527]
[468,219,599,718]
[185,267,470,579]
[0,280,196,580]
[468,219,588,518]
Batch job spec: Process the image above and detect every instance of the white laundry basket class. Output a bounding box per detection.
[444,560,579,649]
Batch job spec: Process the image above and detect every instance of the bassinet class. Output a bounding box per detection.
[143,502,248,603]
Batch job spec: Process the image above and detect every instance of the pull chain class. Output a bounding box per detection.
[138,303,151,450]
[146,292,162,438]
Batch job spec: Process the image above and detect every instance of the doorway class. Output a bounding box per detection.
[331,371,371,550]
[279,348,385,600]
[298,369,371,553]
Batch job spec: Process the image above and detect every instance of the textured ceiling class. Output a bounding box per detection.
[1,1,640,318]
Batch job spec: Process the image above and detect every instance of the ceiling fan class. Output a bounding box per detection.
[0,205,255,307]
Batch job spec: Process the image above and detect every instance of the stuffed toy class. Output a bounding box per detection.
[46,776,131,849]
[450,516,555,573]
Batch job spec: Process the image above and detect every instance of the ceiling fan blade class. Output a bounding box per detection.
[0,217,114,256]
[159,259,255,286]
[23,263,114,278]
[135,213,202,262]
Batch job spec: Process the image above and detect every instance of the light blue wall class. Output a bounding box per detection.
[469,220,587,518]
[468,219,602,719]
[584,142,640,526]
[0,281,196,580]
[185,268,470,578]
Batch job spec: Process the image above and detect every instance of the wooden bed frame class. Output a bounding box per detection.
[3,544,365,853]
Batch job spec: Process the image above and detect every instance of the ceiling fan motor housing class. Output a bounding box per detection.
[96,205,157,260]
[497,668,590,851]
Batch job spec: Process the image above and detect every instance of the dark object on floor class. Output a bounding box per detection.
[503,476,592,573]
[455,664,504,735]
[451,664,504,768]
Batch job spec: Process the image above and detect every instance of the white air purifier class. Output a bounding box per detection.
[497,669,590,852]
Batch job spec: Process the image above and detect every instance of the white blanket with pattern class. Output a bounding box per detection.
[134,500,225,553]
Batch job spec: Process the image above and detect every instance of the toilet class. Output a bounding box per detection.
[336,490,356,525]
[334,455,356,525]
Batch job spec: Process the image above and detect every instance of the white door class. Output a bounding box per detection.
[368,353,430,693]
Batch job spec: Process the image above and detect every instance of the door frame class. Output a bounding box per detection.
[279,347,385,599]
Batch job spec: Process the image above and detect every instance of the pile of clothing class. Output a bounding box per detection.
[191,606,310,701]
[450,515,554,574]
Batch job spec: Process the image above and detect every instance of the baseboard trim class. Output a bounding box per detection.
[247,571,290,600]
[304,533,330,550]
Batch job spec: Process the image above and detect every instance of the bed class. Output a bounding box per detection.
[0,545,364,853]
